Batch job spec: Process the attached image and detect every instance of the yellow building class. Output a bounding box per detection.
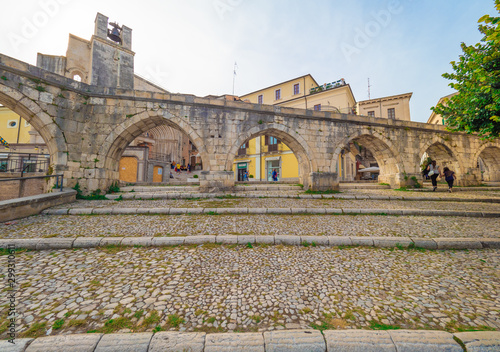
[427,92,458,125]
[0,106,32,145]
[357,93,412,121]
[236,75,357,181]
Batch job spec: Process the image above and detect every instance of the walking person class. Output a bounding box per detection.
[443,167,456,193]
[426,160,441,191]
[272,169,278,182]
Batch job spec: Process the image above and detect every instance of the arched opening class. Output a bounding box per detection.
[476,146,500,182]
[420,141,461,185]
[226,124,314,188]
[332,132,402,186]
[101,113,206,188]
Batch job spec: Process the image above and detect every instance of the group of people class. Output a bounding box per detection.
[424,160,456,192]
[171,162,191,173]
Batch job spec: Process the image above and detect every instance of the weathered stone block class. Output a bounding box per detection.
[148,332,206,352]
[184,236,216,244]
[302,236,329,246]
[373,237,413,248]
[36,238,75,250]
[205,332,264,352]
[99,237,124,246]
[324,329,396,351]
[73,237,102,248]
[264,330,326,352]
[388,330,462,352]
[350,236,374,246]
[152,237,185,246]
[25,333,103,352]
[216,235,238,244]
[328,237,353,247]
[255,235,275,244]
[454,331,500,351]
[275,235,300,245]
[94,332,152,352]
[121,237,153,247]
[0,338,33,352]
[434,238,483,250]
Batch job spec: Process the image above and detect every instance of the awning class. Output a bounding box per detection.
[358,167,380,173]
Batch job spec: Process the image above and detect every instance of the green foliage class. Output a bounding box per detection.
[369,321,401,330]
[193,174,199,178]
[166,314,185,328]
[108,181,120,193]
[432,1,500,139]
[52,319,65,330]
[35,86,46,92]
[1,76,8,81]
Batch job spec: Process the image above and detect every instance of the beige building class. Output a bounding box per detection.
[427,92,458,125]
[239,75,358,181]
[357,93,412,121]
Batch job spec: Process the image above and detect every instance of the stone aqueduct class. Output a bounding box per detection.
[1,53,499,193]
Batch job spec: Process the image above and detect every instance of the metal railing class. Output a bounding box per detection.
[0,152,50,175]
[0,174,64,192]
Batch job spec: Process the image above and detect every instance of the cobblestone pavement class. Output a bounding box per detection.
[2,214,500,239]
[49,197,500,212]
[1,246,498,339]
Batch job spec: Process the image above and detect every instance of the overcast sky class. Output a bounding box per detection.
[1,0,495,123]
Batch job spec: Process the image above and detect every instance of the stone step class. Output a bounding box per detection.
[2,236,498,251]
[1,329,498,351]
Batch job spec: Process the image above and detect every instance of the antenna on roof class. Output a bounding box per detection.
[232,62,238,96]
[367,78,371,100]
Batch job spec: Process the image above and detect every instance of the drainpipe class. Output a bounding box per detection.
[16,115,22,144]
[303,76,307,110]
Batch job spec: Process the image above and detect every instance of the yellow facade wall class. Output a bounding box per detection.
[0,107,32,144]
[119,157,138,183]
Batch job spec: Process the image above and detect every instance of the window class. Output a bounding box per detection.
[258,95,263,104]
[73,74,82,82]
[275,89,281,100]
[265,136,280,152]
[238,141,249,155]
[7,120,17,128]
[367,111,375,117]
[293,83,300,95]
[314,104,321,111]
[387,108,395,120]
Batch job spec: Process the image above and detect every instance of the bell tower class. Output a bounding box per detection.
[90,13,135,89]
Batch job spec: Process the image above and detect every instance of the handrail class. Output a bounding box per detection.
[0,174,64,192]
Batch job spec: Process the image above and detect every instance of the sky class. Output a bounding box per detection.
[0,0,496,123]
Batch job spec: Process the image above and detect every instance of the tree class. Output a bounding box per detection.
[432,0,500,139]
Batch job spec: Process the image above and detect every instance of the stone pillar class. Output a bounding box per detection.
[456,168,482,186]
[121,26,132,50]
[199,171,235,193]
[392,173,424,188]
[94,13,108,39]
[309,172,339,191]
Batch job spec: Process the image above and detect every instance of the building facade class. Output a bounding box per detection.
[237,75,357,181]
[357,93,412,121]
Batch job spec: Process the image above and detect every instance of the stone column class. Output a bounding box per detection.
[199,171,235,193]
[309,172,339,191]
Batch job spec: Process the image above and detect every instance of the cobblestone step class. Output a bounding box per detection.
[2,330,498,351]
[42,206,500,217]
[1,236,498,251]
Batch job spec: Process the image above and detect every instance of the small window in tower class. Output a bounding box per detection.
[73,74,82,82]
[367,111,375,117]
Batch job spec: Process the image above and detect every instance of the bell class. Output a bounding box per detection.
[107,26,122,44]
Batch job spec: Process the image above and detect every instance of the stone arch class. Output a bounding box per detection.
[418,136,463,175]
[0,87,68,169]
[225,123,315,187]
[330,128,403,186]
[99,110,208,184]
[473,142,500,182]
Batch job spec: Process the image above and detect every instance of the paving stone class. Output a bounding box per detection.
[0,338,34,352]
[121,237,153,247]
[25,333,103,352]
[0,238,39,250]
[99,237,124,246]
[73,237,102,248]
[454,331,500,351]
[291,208,307,214]
[323,329,396,352]
[184,235,215,244]
[255,235,275,244]
[328,237,353,246]
[305,208,326,214]
[146,208,170,214]
[237,235,256,244]
[301,236,329,246]
[94,332,153,352]
[372,237,413,248]
[111,208,138,214]
[42,208,68,215]
[434,238,483,250]
[275,235,300,245]
[205,332,264,352]
[388,330,462,352]
[324,208,343,214]
[169,208,189,215]
[91,208,114,215]
[350,236,374,246]
[480,239,500,249]
[268,208,292,214]
[264,330,326,352]
[411,238,437,250]
[216,235,238,244]
[148,332,206,352]
[36,238,74,250]
[68,208,93,215]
